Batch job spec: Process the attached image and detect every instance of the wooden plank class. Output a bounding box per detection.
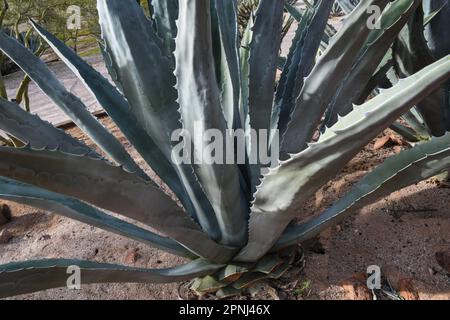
[3,55,108,128]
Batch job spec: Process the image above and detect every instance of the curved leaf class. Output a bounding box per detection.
[273,0,334,139]
[175,0,247,247]
[423,0,450,60]
[0,146,237,263]
[394,4,450,136]
[0,31,145,179]
[0,97,96,157]
[0,176,190,258]
[28,19,202,223]
[97,0,221,239]
[0,259,223,298]
[246,0,284,188]
[236,56,450,262]
[323,0,421,127]
[281,0,390,155]
[238,15,253,133]
[336,0,358,14]
[149,0,178,57]
[277,132,450,248]
[212,0,241,130]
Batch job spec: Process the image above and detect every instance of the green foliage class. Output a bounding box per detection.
[0,0,449,298]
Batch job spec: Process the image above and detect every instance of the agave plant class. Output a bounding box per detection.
[0,0,449,298]
[324,0,449,143]
[390,0,450,141]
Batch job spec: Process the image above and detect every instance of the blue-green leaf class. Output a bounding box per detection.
[277,132,450,248]
[175,0,248,247]
[97,0,221,239]
[0,146,237,263]
[0,176,190,258]
[281,0,390,155]
[0,259,223,298]
[0,31,145,179]
[237,56,450,262]
[0,97,96,157]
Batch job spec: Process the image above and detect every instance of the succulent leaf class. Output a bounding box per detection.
[0,259,223,298]
[0,31,144,179]
[0,146,237,263]
[237,55,450,262]
[0,176,190,257]
[277,132,450,248]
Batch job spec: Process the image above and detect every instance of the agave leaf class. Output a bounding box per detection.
[217,264,250,282]
[216,286,241,299]
[253,255,284,274]
[423,0,450,60]
[0,31,145,179]
[284,2,302,21]
[285,2,337,42]
[336,0,358,14]
[0,259,223,298]
[401,109,431,139]
[175,0,247,247]
[238,15,253,130]
[274,5,312,108]
[0,176,190,258]
[385,66,431,139]
[394,4,450,136]
[232,272,268,290]
[268,262,291,279]
[236,56,450,262]
[191,275,227,294]
[355,54,393,105]
[0,146,237,263]
[97,0,177,157]
[281,0,390,155]
[0,97,96,157]
[423,2,445,28]
[244,0,285,192]
[273,0,334,139]
[98,41,124,94]
[149,0,178,58]
[389,122,420,143]
[97,0,221,240]
[323,0,421,128]
[246,0,284,185]
[277,132,450,248]
[210,0,241,130]
[28,20,203,223]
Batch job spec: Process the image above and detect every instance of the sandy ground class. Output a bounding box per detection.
[0,117,448,300]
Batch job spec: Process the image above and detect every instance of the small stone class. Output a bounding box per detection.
[340,273,372,300]
[398,278,419,300]
[0,204,12,226]
[124,248,141,264]
[374,135,406,150]
[435,250,450,273]
[39,234,51,241]
[0,229,13,244]
[374,136,392,150]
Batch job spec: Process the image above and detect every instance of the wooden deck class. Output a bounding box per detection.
[4,55,106,127]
